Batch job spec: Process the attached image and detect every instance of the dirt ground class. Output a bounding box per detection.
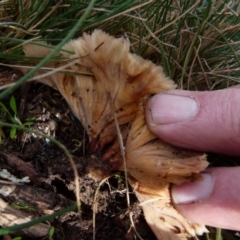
[0,66,157,240]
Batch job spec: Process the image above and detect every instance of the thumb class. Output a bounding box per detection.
[145,88,240,155]
[171,167,240,230]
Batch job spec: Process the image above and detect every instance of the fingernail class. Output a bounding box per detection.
[148,93,198,125]
[172,173,214,204]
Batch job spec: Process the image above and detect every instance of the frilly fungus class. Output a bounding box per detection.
[23,30,208,239]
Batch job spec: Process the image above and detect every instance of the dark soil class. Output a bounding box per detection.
[0,69,156,240]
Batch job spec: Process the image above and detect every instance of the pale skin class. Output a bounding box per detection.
[145,87,240,230]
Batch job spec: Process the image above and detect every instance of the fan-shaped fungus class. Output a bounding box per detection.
[23,30,208,239]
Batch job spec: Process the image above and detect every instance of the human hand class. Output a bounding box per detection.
[145,88,240,230]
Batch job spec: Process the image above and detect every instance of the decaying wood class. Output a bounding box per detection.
[22,30,209,239]
[0,183,74,215]
[0,197,50,238]
[0,151,39,183]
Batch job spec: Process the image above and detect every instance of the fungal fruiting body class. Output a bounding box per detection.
[23,30,208,239]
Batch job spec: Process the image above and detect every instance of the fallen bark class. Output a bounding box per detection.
[0,151,39,183]
[0,183,74,215]
[0,197,50,238]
